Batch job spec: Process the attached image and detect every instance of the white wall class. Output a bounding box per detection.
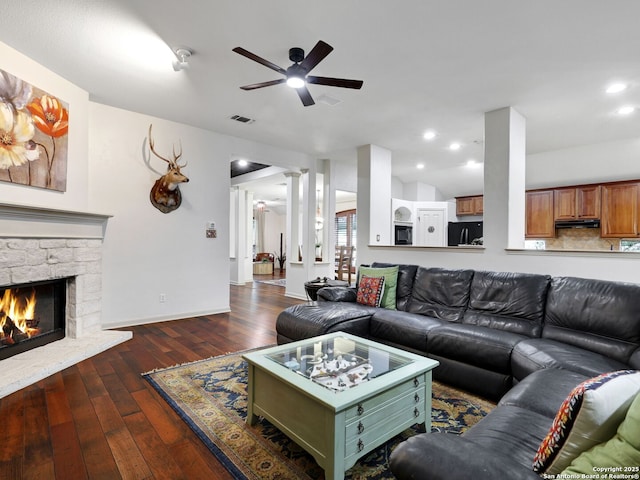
[88,103,232,326]
[263,210,286,256]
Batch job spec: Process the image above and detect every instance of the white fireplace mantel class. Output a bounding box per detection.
[0,202,112,239]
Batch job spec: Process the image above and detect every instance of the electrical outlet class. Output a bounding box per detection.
[159,293,166,303]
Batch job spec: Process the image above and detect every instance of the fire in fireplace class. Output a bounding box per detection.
[0,279,66,360]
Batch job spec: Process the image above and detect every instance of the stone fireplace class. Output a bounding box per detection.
[0,203,131,397]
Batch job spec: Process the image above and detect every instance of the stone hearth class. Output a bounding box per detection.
[0,203,131,397]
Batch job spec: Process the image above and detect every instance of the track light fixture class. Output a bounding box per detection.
[173,48,193,71]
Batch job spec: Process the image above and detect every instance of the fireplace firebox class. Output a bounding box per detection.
[0,278,66,360]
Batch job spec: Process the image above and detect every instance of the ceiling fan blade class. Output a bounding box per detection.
[299,41,333,72]
[296,86,315,106]
[232,47,287,75]
[307,76,364,89]
[240,79,286,90]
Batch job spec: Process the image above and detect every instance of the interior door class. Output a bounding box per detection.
[417,209,445,246]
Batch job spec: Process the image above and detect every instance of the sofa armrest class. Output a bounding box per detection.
[317,286,357,302]
[390,433,541,480]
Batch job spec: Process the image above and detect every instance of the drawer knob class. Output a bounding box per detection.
[413,377,419,387]
[358,439,364,452]
[414,393,420,403]
[357,421,364,434]
[357,404,364,416]
[414,407,420,418]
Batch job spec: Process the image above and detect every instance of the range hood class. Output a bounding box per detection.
[555,219,601,229]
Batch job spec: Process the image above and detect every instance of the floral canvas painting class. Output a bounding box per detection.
[0,69,69,192]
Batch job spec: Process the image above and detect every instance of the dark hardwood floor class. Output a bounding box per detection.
[0,276,303,480]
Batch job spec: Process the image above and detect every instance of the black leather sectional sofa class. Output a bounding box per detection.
[275,262,640,479]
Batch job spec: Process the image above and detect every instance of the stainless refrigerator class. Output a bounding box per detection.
[447,221,483,246]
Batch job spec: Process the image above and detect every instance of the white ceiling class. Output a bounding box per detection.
[3,1,640,200]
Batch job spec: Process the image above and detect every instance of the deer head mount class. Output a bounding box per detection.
[147,124,189,213]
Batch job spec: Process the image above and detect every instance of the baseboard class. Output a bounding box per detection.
[285,291,307,301]
[103,308,231,329]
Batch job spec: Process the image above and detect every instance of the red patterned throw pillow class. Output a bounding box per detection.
[532,369,640,474]
[356,275,385,307]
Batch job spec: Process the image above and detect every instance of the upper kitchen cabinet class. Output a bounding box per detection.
[553,185,601,220]
[601,182,639,238]
[456,195,483,216]
[526,190,555,238]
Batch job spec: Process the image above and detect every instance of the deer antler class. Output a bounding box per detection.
[148,124,187,168]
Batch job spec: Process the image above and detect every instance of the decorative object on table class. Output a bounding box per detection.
[275,233,286,271]
[0,68,69,191]
[304,277,348,301]
[147,124,189,213]
[142,349,494,480]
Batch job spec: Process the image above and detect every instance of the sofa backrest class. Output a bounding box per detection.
[462,270,550,337]
[371,262,418,311]
[406,267,474,321]
[544,276,640,363]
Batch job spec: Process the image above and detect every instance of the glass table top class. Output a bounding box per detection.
[265,335,414,393]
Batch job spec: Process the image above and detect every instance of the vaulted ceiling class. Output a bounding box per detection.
[3,1,640,199]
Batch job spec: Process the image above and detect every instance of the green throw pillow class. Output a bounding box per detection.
[561,392,640,475]
[358,265,399,310]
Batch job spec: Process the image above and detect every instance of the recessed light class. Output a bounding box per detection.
[416,163,425,169]
[606,83,627,94]
[423,130,436,140]
[237,159,248,167]
[449,142,461,151]
[617,105,635,115]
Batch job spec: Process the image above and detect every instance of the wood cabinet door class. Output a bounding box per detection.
[526,190,555,238]
[576,185,601,219]
[554,188,577,220]
[456,197,475,216]
[601,183,638,237]
[473,196,484,214]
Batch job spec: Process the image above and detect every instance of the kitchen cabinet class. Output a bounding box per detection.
[554,186,600,220]
[601,183,639,238]
[526,190,555,238]
[456,195,483,216]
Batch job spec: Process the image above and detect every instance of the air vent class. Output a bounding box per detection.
[230,115,255,124]
[317,94,342,106]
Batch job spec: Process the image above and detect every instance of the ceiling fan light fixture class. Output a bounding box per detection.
[172,48,192,71]
[286,76,305,89]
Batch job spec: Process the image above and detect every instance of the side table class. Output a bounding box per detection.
[304,277,349,301]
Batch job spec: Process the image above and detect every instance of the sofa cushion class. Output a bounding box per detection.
[356,275,385,307]
[358,265,399,309]
[463,270,550,337]
[544,276,640,363]
[371,262,418,311]
[561,391,640,476]
[511,338,630,380]
[369,309,445,353]
[499,368,590,418]
[532,370,640,474]
[276,302,377,342]
[463,405,554,469]
[406,267,474,322]
[427,324,527,374]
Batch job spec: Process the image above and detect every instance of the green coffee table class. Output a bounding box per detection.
[243,332,439,480]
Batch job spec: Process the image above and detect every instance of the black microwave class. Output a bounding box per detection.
[394,225,413,245]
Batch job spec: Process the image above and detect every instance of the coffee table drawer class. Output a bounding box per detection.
[345,375,424,422]
[344,389,425,459]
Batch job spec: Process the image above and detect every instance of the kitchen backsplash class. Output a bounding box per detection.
[545,228,618,251]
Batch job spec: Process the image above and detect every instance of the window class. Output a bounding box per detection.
[620,239,640,252]
[335,209,356,247]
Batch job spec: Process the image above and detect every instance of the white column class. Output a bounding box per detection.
[284,172,301,265]
[357,145,392,246]
[484,107,526,250]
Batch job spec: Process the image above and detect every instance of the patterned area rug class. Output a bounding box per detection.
[143,350,494,480]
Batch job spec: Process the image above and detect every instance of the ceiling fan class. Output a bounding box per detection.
[232,40,363,106]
